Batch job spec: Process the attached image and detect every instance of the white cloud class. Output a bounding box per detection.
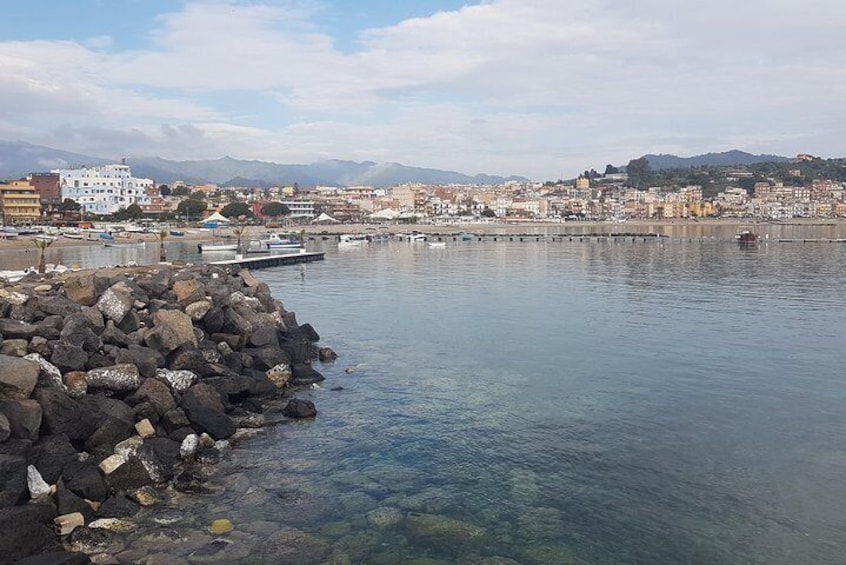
[0,0,844,178]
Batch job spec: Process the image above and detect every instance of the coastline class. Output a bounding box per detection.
[0,218,842,251]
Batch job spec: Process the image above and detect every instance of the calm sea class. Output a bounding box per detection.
[6,225,846,564]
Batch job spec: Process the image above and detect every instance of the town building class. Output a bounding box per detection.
[53,164,154,215]
[0,180,42,224]
[29,172,61,214]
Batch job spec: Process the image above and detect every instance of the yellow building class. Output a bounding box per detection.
[0,180,41,224]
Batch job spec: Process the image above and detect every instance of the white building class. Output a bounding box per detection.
[280,200,316,219]
[54,164,154,215]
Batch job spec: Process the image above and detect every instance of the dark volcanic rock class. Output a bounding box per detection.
[38,295,82,318]
[299,323,320,342]
[104,456,153,492]
[180,384,236,440]
[167,344,206,372]
[115,344,164,379]
[31,434,78,484]
[282,398,318,419]
[0,505,62,562]
[127,378,176,416]
[97,493,141,518]
[0,453,28,506]
[34,389,98,442]
[84,396,136,454]
[0,399,42,441]
[291,363,325,386]
[0,355,38,400]
[50,343,89,373]
[56,478,93,516]
[62,458,109,502]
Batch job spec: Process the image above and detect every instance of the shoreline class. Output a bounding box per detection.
[0,218,842,251]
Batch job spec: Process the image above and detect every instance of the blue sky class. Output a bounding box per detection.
[1,0,844,179]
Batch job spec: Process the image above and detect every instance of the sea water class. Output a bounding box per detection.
[9,230,846,563]
[117,233,843,565]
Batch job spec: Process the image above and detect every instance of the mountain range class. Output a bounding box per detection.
[0,141,528,187]
[0,141,797,186]
[640,150,791,170]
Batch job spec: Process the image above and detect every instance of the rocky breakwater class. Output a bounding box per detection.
[0,263,336,563]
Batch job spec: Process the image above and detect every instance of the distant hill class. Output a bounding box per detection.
[0,140,111,180]
[0,141,528,187]
[642,150,790,170]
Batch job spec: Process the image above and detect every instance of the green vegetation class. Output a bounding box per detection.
[221,202,254,219]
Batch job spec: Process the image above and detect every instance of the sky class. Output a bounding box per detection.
[1,0,844,180]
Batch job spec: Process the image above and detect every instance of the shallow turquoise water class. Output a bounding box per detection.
[212,236,846,564]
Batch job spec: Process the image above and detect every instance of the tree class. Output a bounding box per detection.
[159,184,171,197]
[124,203,143,220]
[171,186,190,197]
[176,199,207,221]
[261,202,290,219]
[625,157,652,189]
[604,164,619,175]
[155,230,168,262]
[480,208,496,218]
[32,237,54,274]
[233,226,245,254]
[221,202,254,219]
[59,199,81,212]
[189,191,206,201]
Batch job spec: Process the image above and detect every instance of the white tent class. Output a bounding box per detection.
[311,212,340,224]
[368,208,400,220]
[203,211,232,224]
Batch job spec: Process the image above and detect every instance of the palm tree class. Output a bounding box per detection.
[33,237,55,274]
[156,229,168,262]
[233,226,245,254]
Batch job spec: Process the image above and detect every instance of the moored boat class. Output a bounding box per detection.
[735,230,758,244]
[197,242,238,253]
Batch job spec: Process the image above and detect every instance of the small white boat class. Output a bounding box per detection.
[104,240,145,248]
[197,242,238,253]
[428,241,447,248]
[261,232,301,249]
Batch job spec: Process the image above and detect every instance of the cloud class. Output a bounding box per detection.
[0,0,844,178]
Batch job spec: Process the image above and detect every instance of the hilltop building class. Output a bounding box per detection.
[53,164,154,215]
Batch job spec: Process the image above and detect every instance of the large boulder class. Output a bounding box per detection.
[0,505,62,562]
[145,309,197,353]
[172,279,206,306]
[0,399,42,441]
[33,388,98,442]
[282,399,318,419]
[30,434,77,484]
[85,365,141,393]
[180,383,236,440]
[84,396,136,454]
[63,272,97,306]
[50,343,89,373]
[114,344,164,379]
[62,458,110,502]
[127,378,176,416]
[0,319,39,340]
[0,453,28,506]
[23,353,65,390]
[0,355,38,400]
[37,295,82,318]
[95,282,134,324]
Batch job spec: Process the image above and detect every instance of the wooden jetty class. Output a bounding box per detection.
[210,251,324,269]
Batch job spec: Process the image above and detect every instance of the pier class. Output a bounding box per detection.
[210,251,325,269]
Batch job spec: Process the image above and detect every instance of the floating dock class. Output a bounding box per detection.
[210,251,324,269]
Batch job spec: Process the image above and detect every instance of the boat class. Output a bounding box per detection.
[104,240,145,248]
[169,230,185,237]
[260,232,301,249]
[99,232,115,242]
[62,231,84,240]
[0,227,19,239]
[197,242,238,253]
[339,234,369,246]
[428,241,447,248]
[245,240,270,254]
[735,230,758,244]
[461,232,474,241]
